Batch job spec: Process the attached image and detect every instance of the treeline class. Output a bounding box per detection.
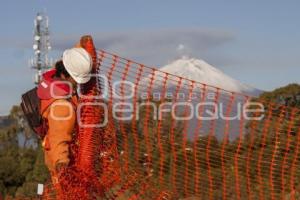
[0,83,300,199]
[0,106,49,199]
[114,84,300,199]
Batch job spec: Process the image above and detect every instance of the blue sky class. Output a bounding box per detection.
[0,0,299,114]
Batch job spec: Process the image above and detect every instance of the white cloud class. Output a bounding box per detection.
[0,28,236,67]
[50,28,235,66]
[177,44,185,52]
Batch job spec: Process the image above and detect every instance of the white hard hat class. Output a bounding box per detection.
[62,47,92,84]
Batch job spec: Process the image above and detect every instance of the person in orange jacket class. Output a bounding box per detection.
[38,47,91,172]
[37,47,104,199]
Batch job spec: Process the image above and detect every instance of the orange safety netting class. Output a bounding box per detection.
[43,47,300,200]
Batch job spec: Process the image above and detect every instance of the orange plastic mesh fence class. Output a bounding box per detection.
[95,49,300,200]
[43,49,300,200]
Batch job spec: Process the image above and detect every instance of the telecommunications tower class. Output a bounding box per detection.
[29,12,52,85]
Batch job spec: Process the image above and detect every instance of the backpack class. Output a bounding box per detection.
[20,87,48,139]
[21,86,75,139]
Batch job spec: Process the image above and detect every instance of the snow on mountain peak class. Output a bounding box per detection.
[159,57,261,96]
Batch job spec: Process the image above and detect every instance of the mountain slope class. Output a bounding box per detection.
[158,56,261,96]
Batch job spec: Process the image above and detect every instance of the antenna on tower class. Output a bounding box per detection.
[29,12,53,85]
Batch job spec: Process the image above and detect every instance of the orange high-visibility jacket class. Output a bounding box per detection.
[41,98,77,172]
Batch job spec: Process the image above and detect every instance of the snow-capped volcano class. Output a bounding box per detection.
[158,56,261,96]
[137,56,262,141]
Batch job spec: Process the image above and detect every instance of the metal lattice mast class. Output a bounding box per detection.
[29,12,52,85]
